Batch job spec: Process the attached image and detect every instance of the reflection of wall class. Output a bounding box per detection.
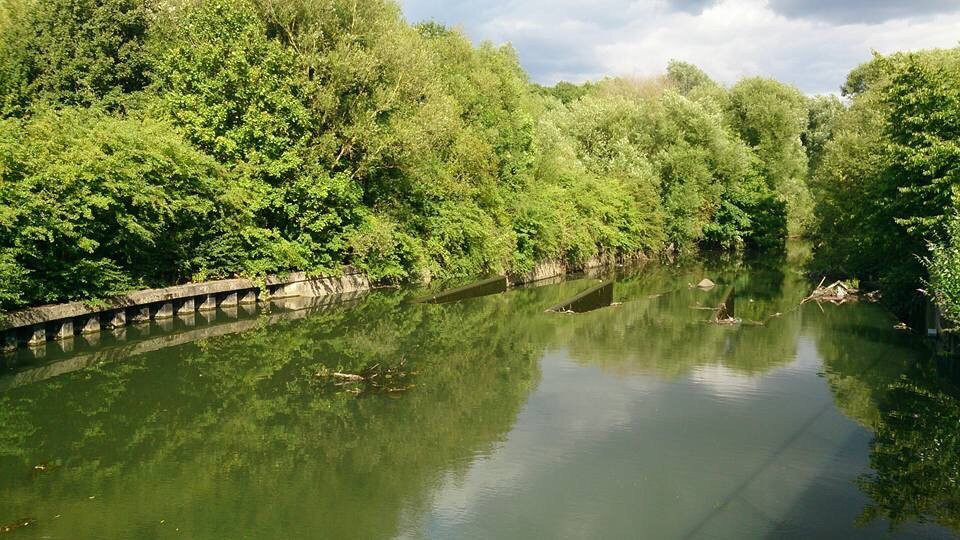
[0,289,549,538]
[0,292,368,392]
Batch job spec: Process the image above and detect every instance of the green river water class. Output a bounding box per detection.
[1,249,959,539]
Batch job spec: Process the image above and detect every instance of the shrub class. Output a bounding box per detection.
[0,107,231,308]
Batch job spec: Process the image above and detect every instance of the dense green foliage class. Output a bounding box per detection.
[0,0,153,114]
[811,48,960,318]
[0,108,235,304]
[0,0,812,310]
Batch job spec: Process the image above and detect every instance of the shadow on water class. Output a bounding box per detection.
[411,275,508,304]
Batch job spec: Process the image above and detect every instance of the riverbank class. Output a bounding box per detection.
[0,253,647,353]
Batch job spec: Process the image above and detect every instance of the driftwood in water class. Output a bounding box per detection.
[547,280,614,313]
[412,276,508,304]
[314,359,417,395]
[1,518,36,534]
[802,278,864,305]
[711,286,738,324]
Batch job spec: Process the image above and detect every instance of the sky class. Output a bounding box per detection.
[399,0,960,95]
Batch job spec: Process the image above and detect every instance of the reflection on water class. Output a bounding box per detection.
[0,248,957,538]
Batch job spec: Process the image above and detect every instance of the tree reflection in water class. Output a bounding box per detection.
[2,247,960,537]
[815,300,960,533]
[858,360,960,532]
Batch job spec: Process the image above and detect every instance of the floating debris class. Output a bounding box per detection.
[696,278,716,290]
[1,517,35,534]
[710,286,739,325]
[803,278,869,305]
[314,359,417,396]
[713,303,738,325]
[31,461,59,474]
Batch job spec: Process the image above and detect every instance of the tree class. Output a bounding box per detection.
[812,47,960,316]
[803,94,845,175]
[666,60,714,96]
[150,0,362,275]
[0,107,232,308]
[0,0,155,115]
[727,77,812,235]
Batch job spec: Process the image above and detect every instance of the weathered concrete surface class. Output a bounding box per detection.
[78,314,100,335]
[548,280,615,314]
[104,310,126,329]
[267,267,369,299]
[0,254,640,353]
[196,295,217,311]
[509,253,648,286]
[413,276,508,304]
[47,319,73,341]
[127,305,150,324]
[217,292,239,307]
[174,297,195,315]
[510,261,566,286]
[152,302,174,320]
[0,271,362,352]
[0,278,258,331]
[25,326,46,346]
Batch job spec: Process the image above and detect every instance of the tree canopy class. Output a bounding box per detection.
[0,0,820,310]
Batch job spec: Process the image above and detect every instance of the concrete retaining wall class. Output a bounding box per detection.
[0,267,369,352]
[1,253,640,353]
[508,252,648,286]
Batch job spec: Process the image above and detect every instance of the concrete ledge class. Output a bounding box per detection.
[1,278,256,332]
[0,267,373,351]
[509,252,648,286]
[266,267,368,299]
[0,253,643,351]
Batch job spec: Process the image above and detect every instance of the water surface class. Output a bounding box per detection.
[1,252,958,539]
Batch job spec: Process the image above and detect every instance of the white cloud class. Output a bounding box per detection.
[400,0,960,94]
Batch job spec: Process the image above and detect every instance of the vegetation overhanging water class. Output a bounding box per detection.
[1,248,958,538]
[2,1,960,537]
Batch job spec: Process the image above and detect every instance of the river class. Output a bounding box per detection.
[1,247,958,538]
